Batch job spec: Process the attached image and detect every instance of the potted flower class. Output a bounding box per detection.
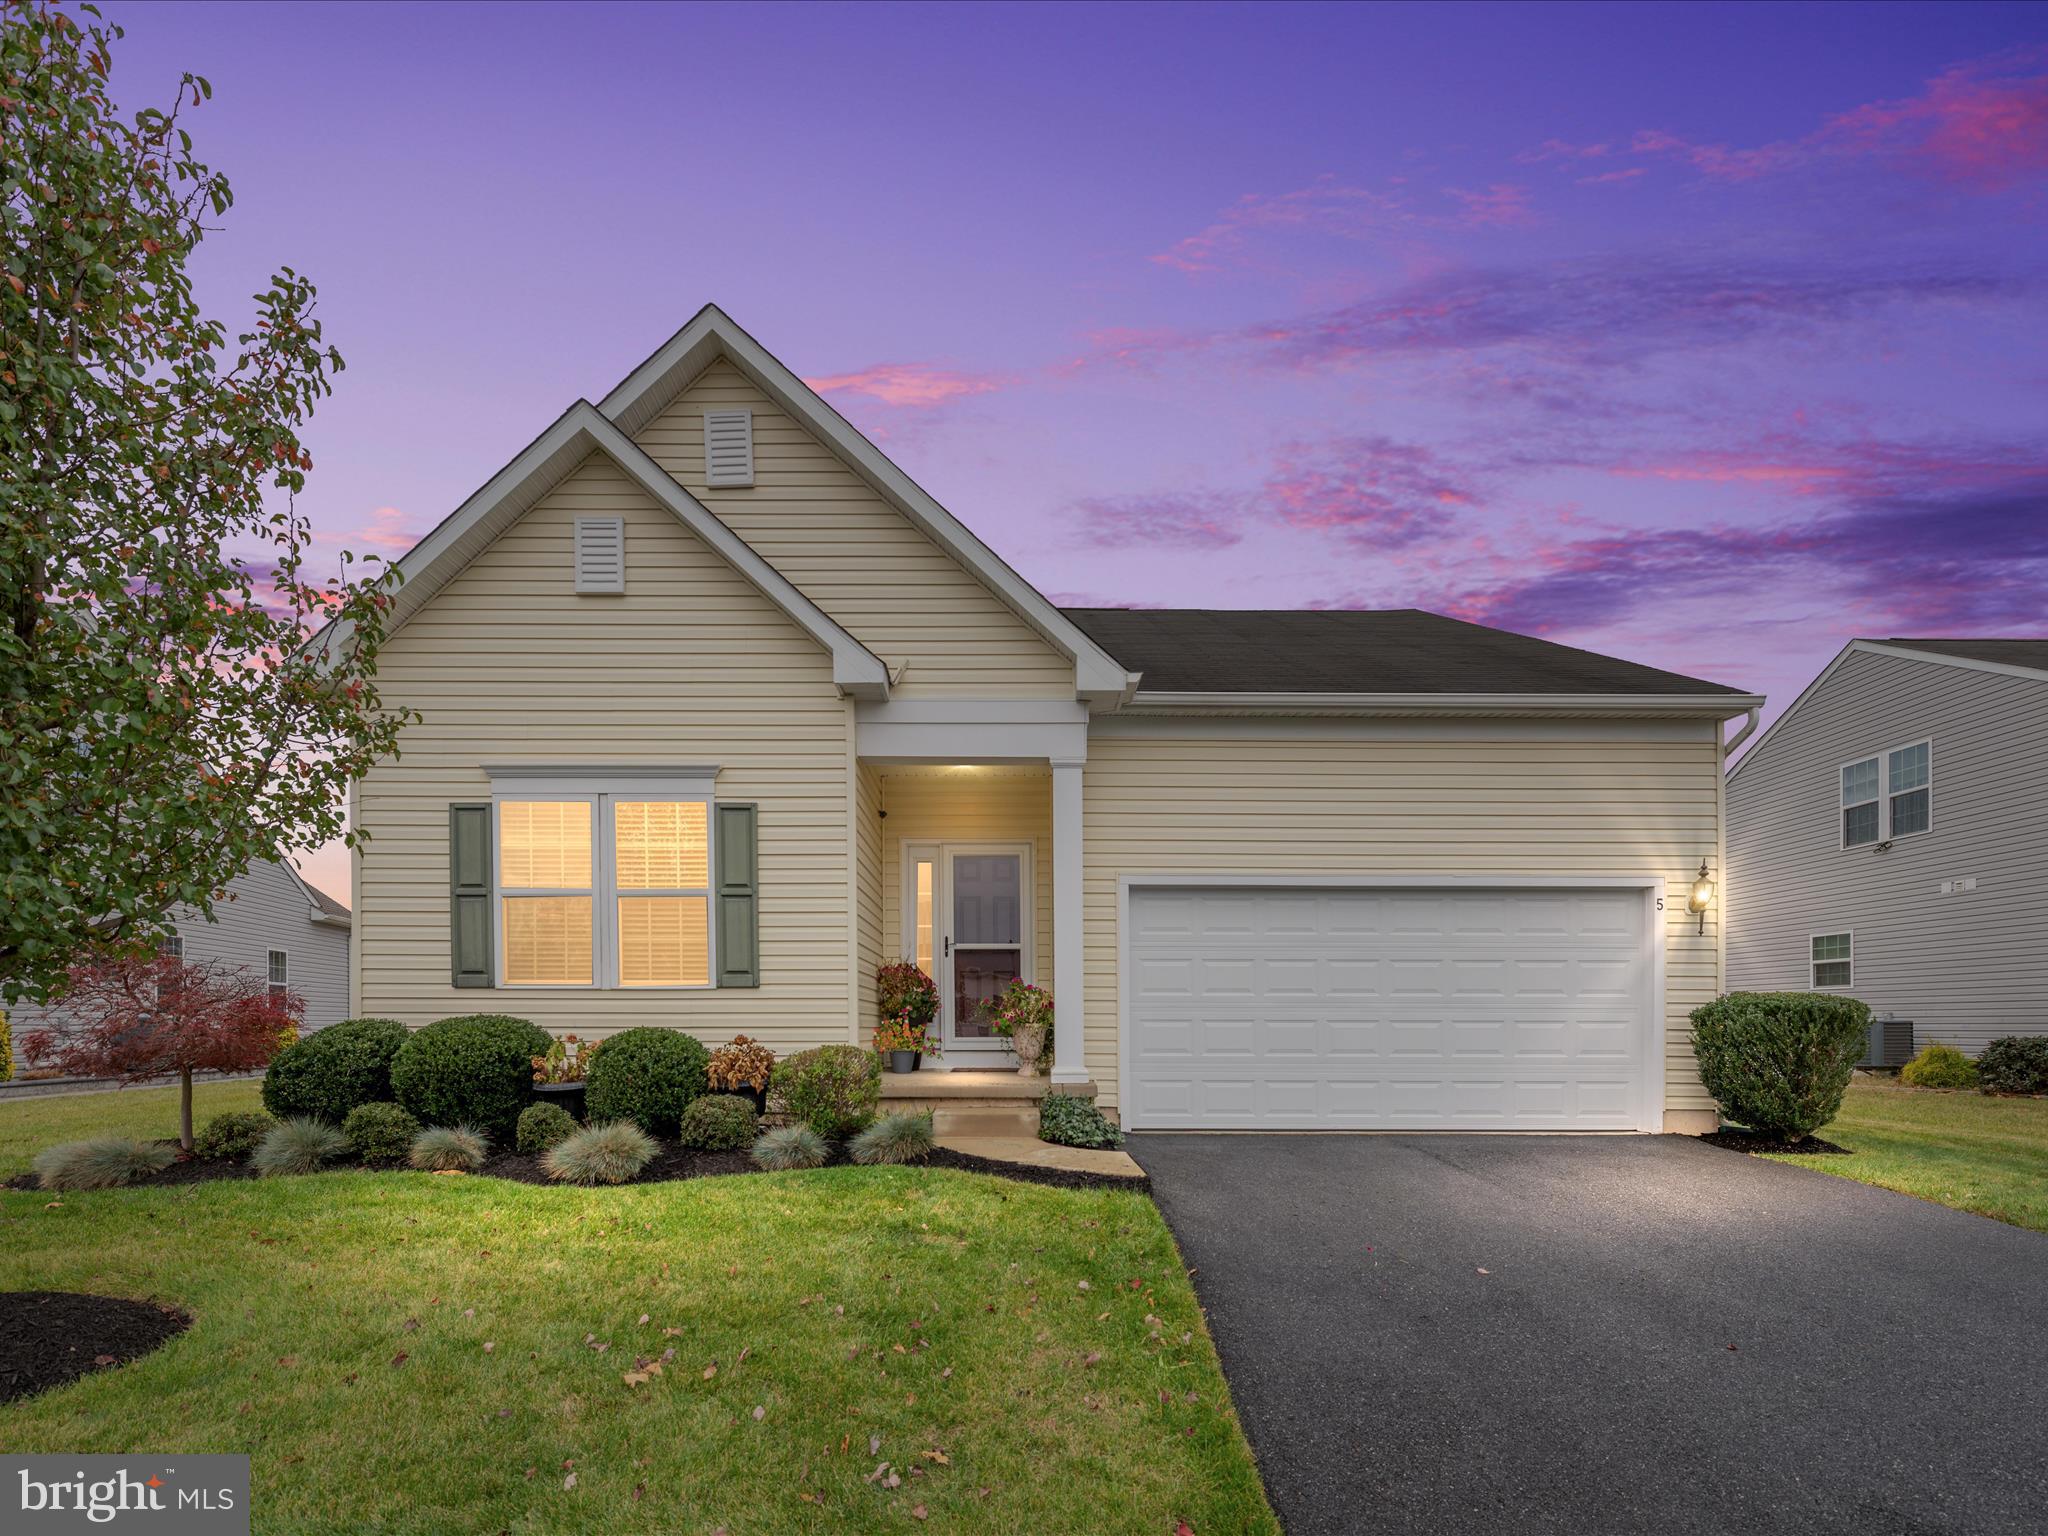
[875,1012,941,1074]
[991,981,1053,1075]
[530,1033,599,1121]
[707,1034,777,1114]
[876,962,939,1030]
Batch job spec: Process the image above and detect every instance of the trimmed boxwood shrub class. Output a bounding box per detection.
[342,1102,421,1162]
[770,1044,879,1140]
[1901,1042,1978,1090]
[262,1018,408,1123]
[1690,990,1870,1141]
[516,1101,580,1155]
[1976,1036,2048,1096]
[1038,1094,1125,1149]
[194,1110,275,1161]
[582,1028,709,1137]
[677,1093,758,1151]
[390,1014,552,1139]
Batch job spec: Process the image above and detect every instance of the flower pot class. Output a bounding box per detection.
[885,1050,920,1074]
[1008,1023,1046,1075]
[534,1081,586,1122]
[720,1083,769,1115]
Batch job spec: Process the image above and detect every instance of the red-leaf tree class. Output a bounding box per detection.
[21,951,297,1150]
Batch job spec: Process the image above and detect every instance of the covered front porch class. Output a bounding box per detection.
[853,690,1093,1095]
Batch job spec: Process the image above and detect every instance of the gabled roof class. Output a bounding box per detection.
[274,857,351,928]
[1726,636,2048,780]
[1873,637,2048,675]
[1065,608,1752,701]
[599,305,1136,701]
[309,400,890,698]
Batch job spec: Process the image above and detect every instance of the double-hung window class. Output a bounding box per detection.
[496,793,712,988]
[267,950,290,998]
[1811,932,1852,989]
[1840,740,1932,847]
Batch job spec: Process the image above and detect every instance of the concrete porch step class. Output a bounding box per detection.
[879,1070,1096,1140]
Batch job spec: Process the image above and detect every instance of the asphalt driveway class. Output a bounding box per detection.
[1130,1134,2048,1536]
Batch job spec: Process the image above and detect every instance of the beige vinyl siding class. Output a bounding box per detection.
[876,769,1054,990]
[355,452,855,1050]
[1727,648,2048,1053]
[855,761,884,1027]
[1080,722,1725,1123]
[635,359,1075,698]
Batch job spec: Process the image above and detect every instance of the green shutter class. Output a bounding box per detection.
[714,802,759,988]
[449,803,493,988]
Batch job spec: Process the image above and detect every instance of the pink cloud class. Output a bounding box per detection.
[1576,167,1646,186]
[318,505,418,556]
[1446,184,1537,227]
[1150,179,1413,274]
[1262,436,1477,548]
[1515,139,1611,164]
[803,363,1002,408]
[1823,56,2048,188]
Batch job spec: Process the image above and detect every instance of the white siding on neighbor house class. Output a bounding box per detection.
[1727,648,2048,1054]
[876,768,1055,993]
[633,359,1077,698]
[353,451,857,1052]
[1079,719,1727,1124]
[6,859,349,1038]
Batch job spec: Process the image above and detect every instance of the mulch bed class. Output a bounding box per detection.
[9,1139,1146,1194]
[1699,1129,1851,1156]
[0,1291,191,1404]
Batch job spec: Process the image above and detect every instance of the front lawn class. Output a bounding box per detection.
[0,1161,1276,1534]
[0,1078,266,1177]
[1763,1081,2048,1233]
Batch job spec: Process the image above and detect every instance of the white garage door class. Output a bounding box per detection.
[1125,884,1654,1131]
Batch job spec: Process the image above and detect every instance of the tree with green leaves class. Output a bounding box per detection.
[0,0,413,1004]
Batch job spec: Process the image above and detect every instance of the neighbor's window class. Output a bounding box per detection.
[1841,757,1880,847]
[1840,742,1932,847]
[499,800,595,985]
[158,935,184,960]
[1888,742,1931,837]
[267,949,289,997]
[614,801,711,987]
[498,796,711,988]
[1811,932,1852,989]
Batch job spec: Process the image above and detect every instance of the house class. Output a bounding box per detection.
[1726,638,2048,1056]
[8,858,352,1037]
[325,305,1764,1133]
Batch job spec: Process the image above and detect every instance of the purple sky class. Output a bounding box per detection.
[98,1,2048,901]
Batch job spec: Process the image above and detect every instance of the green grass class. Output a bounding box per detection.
[1762,1081,2048,1232]
[0,1079,267,1176]
[0,1161,1276,1535]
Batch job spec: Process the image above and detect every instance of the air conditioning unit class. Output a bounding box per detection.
[1859,1017,1914,1069]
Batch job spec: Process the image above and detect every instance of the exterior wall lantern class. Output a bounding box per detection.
[1688,858,1716,936]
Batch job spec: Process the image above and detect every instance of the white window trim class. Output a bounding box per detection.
[159,935,184,960]
[1809,929,1854,990]
[1838,738,1933,848]
[267,949,290,993]
[491,790,717,991]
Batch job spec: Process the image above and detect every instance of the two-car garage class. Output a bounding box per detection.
[1120,880,1661,1132]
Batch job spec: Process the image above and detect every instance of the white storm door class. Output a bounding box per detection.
[941,845,1031,1051]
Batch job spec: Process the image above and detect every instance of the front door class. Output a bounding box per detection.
[905,843,1032,1059]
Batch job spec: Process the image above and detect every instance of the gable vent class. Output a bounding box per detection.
[703,410,755,488]
[573,516,625,593]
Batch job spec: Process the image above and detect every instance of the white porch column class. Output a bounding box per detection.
[1049,756,1088,1085]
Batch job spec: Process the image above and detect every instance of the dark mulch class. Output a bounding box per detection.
[9,1138,1145,1193]
[0,1291,191,1404]
[1699,1129,1851,1156]
[927,1144,1148,1193]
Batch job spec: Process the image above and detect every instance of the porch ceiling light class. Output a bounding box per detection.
[1687,858,1716,936]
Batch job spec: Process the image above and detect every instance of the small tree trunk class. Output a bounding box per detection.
[180,1065,195,1152]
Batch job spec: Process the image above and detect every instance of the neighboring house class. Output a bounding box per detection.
[8,857,352,1039]
[1726,638,2048,1055]
[324,305,1763,1134]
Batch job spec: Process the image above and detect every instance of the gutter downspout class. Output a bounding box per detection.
[1723,705,1761,756]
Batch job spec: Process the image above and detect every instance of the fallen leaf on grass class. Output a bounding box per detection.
[703,1363,718,1380]
[563,1472,577,1490]
[632,1483,645,1502]
[751,1405,765,1421]
[912,1505,928,1520]
[638,1313,650,1326]
[402,1317,420,1332]
[925,1449,950,1465]
[93,1353,117,1367]
[483,1342,495,1353]
[391,1351,408,1367]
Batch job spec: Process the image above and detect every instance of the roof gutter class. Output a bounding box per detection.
[1121,690,1768,718]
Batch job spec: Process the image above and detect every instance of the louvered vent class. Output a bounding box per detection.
[703,409,755,488]
[573,516,625,593]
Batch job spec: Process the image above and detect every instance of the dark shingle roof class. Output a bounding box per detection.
[306,885,351,921]
[1876,638,2048,674]
[1062,608,1749,696]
